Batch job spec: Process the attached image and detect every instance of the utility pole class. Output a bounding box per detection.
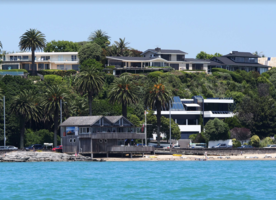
[169,101,171,147]
[60,99,62,145]
[145,110,147,146]
[3,96,5,147]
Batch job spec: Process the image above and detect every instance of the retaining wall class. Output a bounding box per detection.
[157,148,276,156]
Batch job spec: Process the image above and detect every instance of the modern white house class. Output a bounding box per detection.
[155,96,235,139]
[0,52,80,71]
[106,47,210,75]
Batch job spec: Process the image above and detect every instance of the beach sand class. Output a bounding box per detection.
[104,153,276,161]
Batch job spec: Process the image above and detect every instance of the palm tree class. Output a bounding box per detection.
[41,85,68,147]
[88,29,110,41]
[108,75,139,118]
[10,90,41,149]
[0,41,2,50]
[75,66,104,115]
[19,29,46,76]
[144,77,172,146]
[114,38,130,56]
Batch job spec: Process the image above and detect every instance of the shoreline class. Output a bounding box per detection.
[1,151,276,162]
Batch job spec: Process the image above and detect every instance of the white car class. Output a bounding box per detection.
[264,145,276,148]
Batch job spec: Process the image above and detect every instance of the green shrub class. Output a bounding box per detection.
[0,69,28,73]
[232,139,242,148]
[25,129,60,146]
[39,69,77,77]
[189,134,197,142]
[250,135,260,147]
[44,75,63,85]
[28,76,41,81]
[211,68,243,83]
[259,137,273,147]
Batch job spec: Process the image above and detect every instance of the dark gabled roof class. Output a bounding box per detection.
[208,57,270,67]
[60,116,103,127]
[223,51,259,58]
[106,56,167,61]
[60,116,134,127]
[105,116,133,126]
[185,58,210,63]
[142,49,187,55]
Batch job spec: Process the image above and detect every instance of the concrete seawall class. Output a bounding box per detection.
[156,148,276,156]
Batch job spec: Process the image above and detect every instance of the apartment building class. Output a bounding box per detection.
[258,57,276,69]
[155,96,234,139]
[0,52,80,71]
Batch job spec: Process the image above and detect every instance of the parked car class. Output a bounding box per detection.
[264,144,276,148]
[238,145,254,148]
[7,146,18,150]
[52,145,63,151]
[25,144,43,151]
[0,146,18,150]
[212,143,232,148]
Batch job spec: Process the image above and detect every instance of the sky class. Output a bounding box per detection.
[0,0,275,58]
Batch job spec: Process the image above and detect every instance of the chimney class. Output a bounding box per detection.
[155,47,161,53]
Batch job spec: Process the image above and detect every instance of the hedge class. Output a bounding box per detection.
[39,69,77,77]
[44,75,63,84]
[211,68,243,83]
[0,69,28,73]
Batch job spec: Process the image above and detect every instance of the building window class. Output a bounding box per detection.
[192,64,203,70]
[71,55,77,61]
[41,56,50,61]
[72,65,80,71]
[161,54,171,61]
[170,64,179,70]
[23,56,29,60]
[45,64,50,69]
[186,64,189,70]
[38,64,44,70]
[65,65,72,70]
[22,64,30,70]
[57,65,64,70]
[58,55,63,61]
[177,55,185,61]
[2,64,19,70]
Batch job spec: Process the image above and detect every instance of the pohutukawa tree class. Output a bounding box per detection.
[108,75,139,118]
[144,77,172,146]
[19,29,46,76]
[10,90,41,149]
[75,61,105,116]
[41,85,68,147]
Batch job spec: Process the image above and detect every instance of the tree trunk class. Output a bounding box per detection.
[31,48,36,76]
[156,100,161,147]
[20,116,26,149]
[88,92,93,116]
[122,100,127,118]
[54,107,59,147]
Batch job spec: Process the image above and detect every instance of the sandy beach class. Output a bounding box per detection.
[104,153,276,161]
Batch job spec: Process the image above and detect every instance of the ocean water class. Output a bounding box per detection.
[0,161,275,200]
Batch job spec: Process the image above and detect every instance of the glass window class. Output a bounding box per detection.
[186,64,189,70]
[14,56,17,61]
[57,65,64,70]
[72,65,80,71]
[177,55,185,61]
[2,64,19,70]
[161,54,171,61]
[10,56,13,61]
[45,64,50,69]
[38,64,44,70]
[192,64,203,70]
[65,65,72,70]
[23,56,29,60]
[22,64,30,70]
[71,55,77,61]
[58,55,63,61]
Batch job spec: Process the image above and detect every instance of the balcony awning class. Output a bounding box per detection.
[184,103,200,107]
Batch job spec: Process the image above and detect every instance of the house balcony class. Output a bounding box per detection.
[78,132,145,139]
[179,125,201,133]
[204,111,234,118]
[107,146,154,153]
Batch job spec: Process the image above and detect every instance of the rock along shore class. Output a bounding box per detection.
[0,151,105,162]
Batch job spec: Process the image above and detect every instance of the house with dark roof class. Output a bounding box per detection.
[106,47,210,75]
[60,115,154,158]
[207,51,269,74]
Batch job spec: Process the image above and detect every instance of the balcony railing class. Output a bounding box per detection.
[7,58,79,62]
[107,146,154,153]
[78,132,145,139]
[211,111,233,114]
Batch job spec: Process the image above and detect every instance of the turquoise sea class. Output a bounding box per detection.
[0,161,275,199]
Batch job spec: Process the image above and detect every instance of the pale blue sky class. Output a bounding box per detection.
[0,1,275,58]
